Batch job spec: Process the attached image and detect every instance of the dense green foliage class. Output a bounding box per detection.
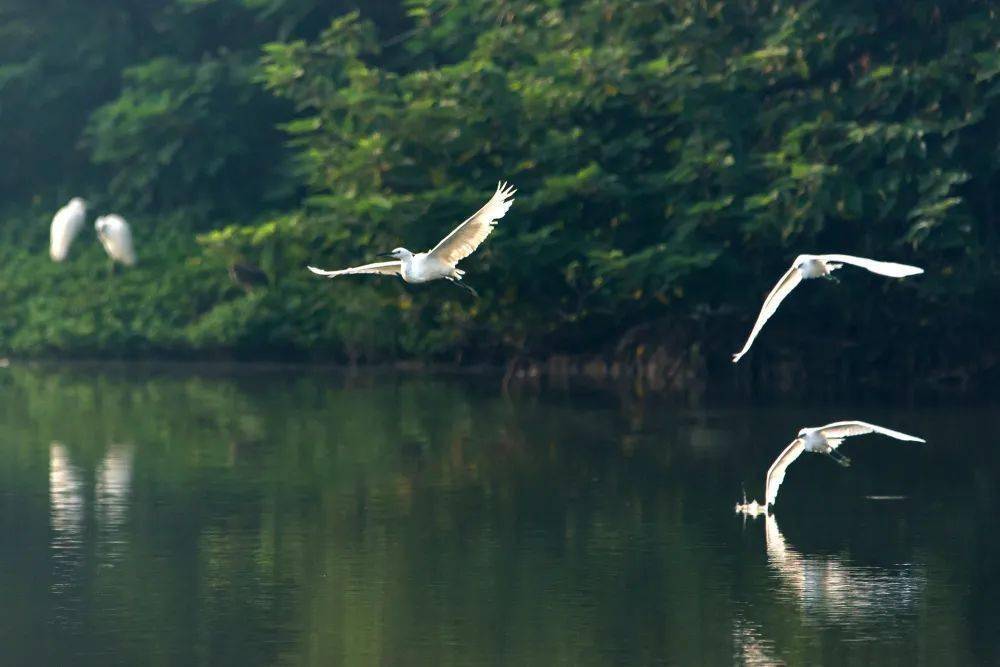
[1,1,997,382]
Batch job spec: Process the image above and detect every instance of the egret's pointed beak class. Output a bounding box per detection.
[377,251,395,258]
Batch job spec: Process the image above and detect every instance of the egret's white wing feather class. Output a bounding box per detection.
[818,254,923,278]
[307,261,401,278]
[815,421,926,443]
[765,438,805,507]
[428,181,516,265]
[732,262,804,363]
[826,437,845,450]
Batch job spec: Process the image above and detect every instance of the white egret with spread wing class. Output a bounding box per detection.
[95,214,137,267]
[308,181,516,296]
[732,254,923,363]
[764,420,925,508]
[50,197,87,262]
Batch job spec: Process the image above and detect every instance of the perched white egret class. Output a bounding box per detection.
[764,420,925,507]
[49,197,87,262]
[732,254,924,363]
[95,214,137,267]
[308,181,516,296]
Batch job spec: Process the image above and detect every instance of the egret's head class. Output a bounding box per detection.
[379,247,410,259]
[70,197,88,209]
[797,427,809,438]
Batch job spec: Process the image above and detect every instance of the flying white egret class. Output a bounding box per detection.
[50,197,87,262]
[308,181,516,296]
[95,214,137,267]
[732,254,924,363]
[764,420,925,507]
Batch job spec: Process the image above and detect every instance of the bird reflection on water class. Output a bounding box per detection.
[731,616,781,667]
[49,443,85,558]
[49,443,86,632]
[50,442,135,628]
[764,514,924,629]
[96,444,134,563]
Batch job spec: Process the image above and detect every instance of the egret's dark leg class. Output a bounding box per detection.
[446,278,479,298]
[826,449,851,467]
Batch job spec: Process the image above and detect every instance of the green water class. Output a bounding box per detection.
[0,365,994,665]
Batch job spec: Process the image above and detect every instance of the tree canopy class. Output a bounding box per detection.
[0,0,996,387]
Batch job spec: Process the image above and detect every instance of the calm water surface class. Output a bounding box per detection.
[0,365,995,665]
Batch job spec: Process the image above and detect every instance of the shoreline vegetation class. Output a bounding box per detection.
[6,340,990,399]
[1,1,997,392]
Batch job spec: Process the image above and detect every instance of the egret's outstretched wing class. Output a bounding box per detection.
[732,262,804,363]
[428,181,516,265]
[814,421,925,443]
[818,254,923,278]
[765,438,805,507]
[50,203,86,262]
[307,261,401,278]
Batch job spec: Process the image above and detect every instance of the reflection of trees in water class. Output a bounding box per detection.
[6,367,985,663]
[272,393,749,664]
[10,367,268,461]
